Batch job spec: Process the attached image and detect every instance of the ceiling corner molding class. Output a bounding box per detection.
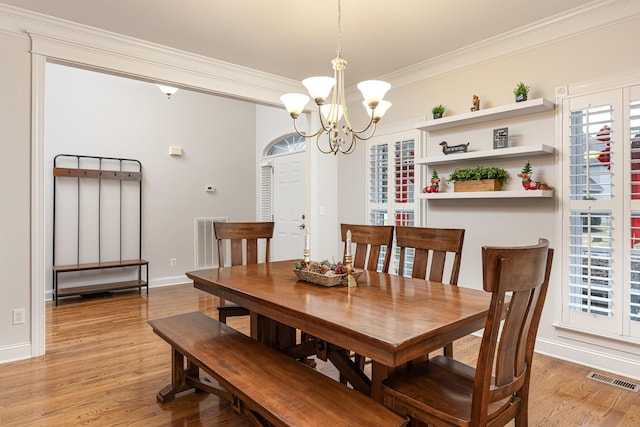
[384,0,640,89]
[0,3,299,106]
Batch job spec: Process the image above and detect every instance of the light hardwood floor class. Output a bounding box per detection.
[0,284,638,426]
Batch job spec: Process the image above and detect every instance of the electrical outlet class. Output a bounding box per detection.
[170,258,177,267]
[12,308,25,325]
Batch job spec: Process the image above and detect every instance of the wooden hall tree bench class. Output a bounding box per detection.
[149,312,408,427]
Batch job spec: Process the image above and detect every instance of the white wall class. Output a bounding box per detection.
[45,63,258,290]
[0,30,32,358]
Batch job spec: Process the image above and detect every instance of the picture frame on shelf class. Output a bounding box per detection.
[493,127,508,149]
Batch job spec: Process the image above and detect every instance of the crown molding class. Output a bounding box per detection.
[0,3,300,106]
[1,1,639,103]
[382,0,640,90]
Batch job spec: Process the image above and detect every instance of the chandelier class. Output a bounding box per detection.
[280,0,391,155]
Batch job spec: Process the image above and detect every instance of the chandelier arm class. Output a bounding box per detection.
[350,121,379,142]
[345,112,375,136]
[316,133,339,155]
[292,117,325,139]
[337,134,357,154]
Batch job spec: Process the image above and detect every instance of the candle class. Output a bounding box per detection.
[346,230,352,256]
[305,230,310,251]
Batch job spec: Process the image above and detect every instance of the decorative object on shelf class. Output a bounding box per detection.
[431,104,446,119]
[423,170,440,193]
[493,127,509,149]
[513,82,530,103]
[446,165,508,192]
[470,95,480,111]
[293,259,361,287]
[280,0,391,155]
[517,161,549,190]
[440,141,470,155]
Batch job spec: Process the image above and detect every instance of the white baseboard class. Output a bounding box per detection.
[149,275,190,288]
[44,275,191,300]
[534,337,640,381]
[469,331,639,381]
[0,341,32,364]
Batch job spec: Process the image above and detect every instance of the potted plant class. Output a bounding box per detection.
[431,104,446,119]
[513,82,530,103]
[446,165,509,192]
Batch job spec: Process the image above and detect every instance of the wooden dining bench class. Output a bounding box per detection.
[149,312,408,427]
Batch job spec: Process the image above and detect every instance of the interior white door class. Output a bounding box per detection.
[272,152,306,261]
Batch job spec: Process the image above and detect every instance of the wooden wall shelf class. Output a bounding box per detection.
[415,98,555,132]
[416,144,555,166]
[418,190,554,199]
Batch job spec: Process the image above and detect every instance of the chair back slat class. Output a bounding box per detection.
[214,222,274,267]
[472,239,553,423]
[395,226,465,285]
[341,224,394,273]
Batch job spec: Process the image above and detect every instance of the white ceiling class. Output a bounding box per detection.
[3,0,588,85]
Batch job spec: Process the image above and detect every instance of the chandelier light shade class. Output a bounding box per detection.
[156,84,179,99]
[280,0,391,155]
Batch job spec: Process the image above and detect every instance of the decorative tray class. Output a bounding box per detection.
[293,268,363,287]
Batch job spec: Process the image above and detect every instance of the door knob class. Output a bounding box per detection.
[298,223,306,230]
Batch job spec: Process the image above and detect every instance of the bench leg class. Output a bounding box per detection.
[157,347,234,404]
[157,348,200,403]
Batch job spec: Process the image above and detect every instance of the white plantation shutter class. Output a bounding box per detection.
[368,132,418,274]
[260,163,273,222]
[629,97,640,326]
[562,84,640,339]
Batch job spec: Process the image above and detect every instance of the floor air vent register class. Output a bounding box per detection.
[586,371,639,392]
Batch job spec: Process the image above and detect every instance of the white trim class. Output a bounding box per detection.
[2,1,639,101]
[31,53,46,358]
[0,342,32,364]
[43,276,191,301]
[557,69,640,100]
[535,337,640,382]
[383,0,640,89]
[0,3,301,106]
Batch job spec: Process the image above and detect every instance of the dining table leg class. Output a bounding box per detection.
[253,312,297,350]
[371,362,390,403]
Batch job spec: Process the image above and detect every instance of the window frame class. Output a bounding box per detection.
[559,83,640,342]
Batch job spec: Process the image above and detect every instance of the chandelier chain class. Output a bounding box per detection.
[336,0,342,57]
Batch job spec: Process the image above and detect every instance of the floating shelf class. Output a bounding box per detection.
[416,144,555,166]
[417,190,554,200]
[415,98,555,132]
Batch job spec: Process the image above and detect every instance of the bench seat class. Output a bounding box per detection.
[149,311,407,427]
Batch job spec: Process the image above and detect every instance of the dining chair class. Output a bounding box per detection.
[395,226,465,284]
[214,221,274,324]
[340,223,394,273]
[395,226,465,357]
[382,238,553,427]
[338,223,394,373]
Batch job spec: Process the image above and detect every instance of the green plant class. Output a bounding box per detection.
[513,82,530,96]
[431,104,446,114]
[446,165,509,186]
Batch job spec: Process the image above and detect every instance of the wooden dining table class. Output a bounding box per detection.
[186,260,493,403]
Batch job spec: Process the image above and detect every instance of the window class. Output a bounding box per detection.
[368,132,418,274]
[267,134,306,156]
[561,85,640,340]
